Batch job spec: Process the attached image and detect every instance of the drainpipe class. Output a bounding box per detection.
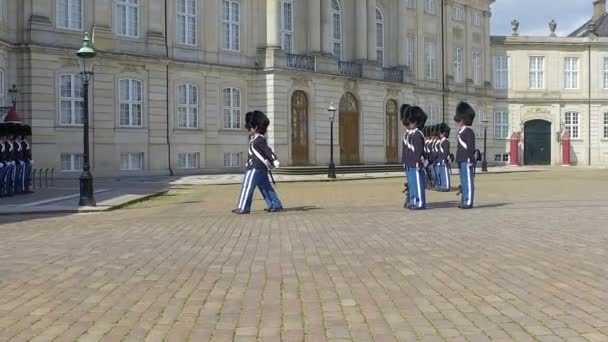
[441,0,446,123]
[588,43,591,166]
[165,0,174,176]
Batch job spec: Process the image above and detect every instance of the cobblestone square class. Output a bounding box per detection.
[1,168,608,341]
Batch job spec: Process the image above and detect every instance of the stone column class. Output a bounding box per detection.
[356,0,368,60]
[93,0,112,28]
[367,0,377,61]
[321,0,333,55]
[398,0,407,66]
[267,0,281,48]
[309,0,322,53]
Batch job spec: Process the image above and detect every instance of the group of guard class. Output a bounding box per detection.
[0,122,33,197]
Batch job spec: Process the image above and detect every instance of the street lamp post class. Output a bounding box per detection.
[76,32,96,206]
[328,103,337,179]
[481,118,488,172]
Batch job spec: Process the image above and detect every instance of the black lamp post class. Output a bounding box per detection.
[481,118,488,172]
[76,32,96,206]
[328,102,337,179]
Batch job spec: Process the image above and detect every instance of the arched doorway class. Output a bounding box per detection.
[291,91,309,165]
[385,99,399,163]
[339,93,360,164]
[524,120,551,165]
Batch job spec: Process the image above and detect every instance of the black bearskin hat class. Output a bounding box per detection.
[5,123,16,137]
[246,110,270,135]
[399,104,411,125]
[0,123,6,137]
[454,102,475,126]
[24,125,32,137]
[14,124,24,138]
[408,106,427,129]
[439,123,451,138]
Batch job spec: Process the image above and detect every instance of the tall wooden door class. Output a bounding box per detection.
[524,120,551,165]
[339,93,360,164]
[385,100,399,163]
[291,91,309,165]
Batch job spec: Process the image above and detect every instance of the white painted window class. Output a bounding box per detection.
[121,153,144,170]
[61,153,83,171]
[280,0,293,53]
[424,0,436,14]
[473,50,482,86]
[603,112,608,139]
[564,57,579,89]
[476,110,485,135]
[494,111,509,139]
[116,0,139,37]
[224,152,242,168]
[119,79,143,127]
[223,88,241,129]
[494,153,509,162]
[406,36,415,74]
[427,104,437,124]
[529,56,545,89]
[178,152,200,169]
[564,112,579,139]
[407,0,416,9]
[177,84,198,128]
[473,11,481,26]
[453,47,463,82]
[376,8,384,67]
[331,0,342,60]
[177,0,197,46]
[59,74,84,126]
[424,40,437,80]
[604,57,608,89]
[222,0,240,51]
[452,5,464,21]
[57,0,83,31]
[493,55,508,89]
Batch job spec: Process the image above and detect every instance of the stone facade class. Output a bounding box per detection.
[0,0,494,176]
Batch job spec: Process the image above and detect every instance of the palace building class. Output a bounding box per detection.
[0,0,526,176]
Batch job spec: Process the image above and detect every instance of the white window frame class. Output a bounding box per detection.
[56,0,83,31]
[406,35,415,74]
[427,104,437,125]
[476,110,485,135]
[120,153,144,170]
[603,112,608,139]
[407,0,416,9]
[224,152,242,168]
[452,5,464,21]
[59,74,84,126]
[473,50,482,86]
[177,83,199,128]
[529,56,545,89]
[61,153,83,171]
[222,0,240,51]
[453,47,463,83]
[494,111,509,139]
[115,0,139,38]
[176,0,197,46]
[493,55,508,89]
[119,78,143,128]
[424,39,437,80]
[564,112,580,139]
[424,0,436,15]
[280,0,294,53]
[223,87,241,129]
[331,0,342,60]
[473,11,481,26]
[564,57,579,89]
[178,152,200,169]
[603,57,608,89]
[376,7,384,67]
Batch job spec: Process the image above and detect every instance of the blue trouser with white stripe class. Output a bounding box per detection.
[237,168,283,211]
[458,162,475,207]
[406,166,426,208]
[0,164,6,195]
[14,162,24,194]
[5,162,15,195]
[437,164,451,191]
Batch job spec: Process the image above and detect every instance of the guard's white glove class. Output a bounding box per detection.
[30,160,34,165]
[273,160,280,168]
[19,161,24,166]
[0,163,3,168]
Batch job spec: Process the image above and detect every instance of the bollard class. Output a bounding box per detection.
[51,169,54,187]
[39,169,43,189]
[45,169,49,188]
[32,169,37,189]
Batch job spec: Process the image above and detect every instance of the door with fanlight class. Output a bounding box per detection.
[291,91,309,165]
[339,93,360,164]
[385,100,399,163]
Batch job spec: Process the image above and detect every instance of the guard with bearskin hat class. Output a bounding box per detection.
[454,102,476,209]
[12,124,25,194]
[22,125,33,193]
[232,110,283,214]
[4,123,16,196]
[0,124,7,196]
[403,106,427,210]
[400,104,412,206]
[436,123,451,192]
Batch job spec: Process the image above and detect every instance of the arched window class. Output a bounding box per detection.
[280,0,294,52]
[376,8,384,66]
[331,0,342,60]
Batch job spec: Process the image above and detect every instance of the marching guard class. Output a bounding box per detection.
[403,106,427,210]
[454,102,477,209]
[436,123,451,192]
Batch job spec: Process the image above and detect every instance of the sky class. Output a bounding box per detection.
[490,0,594,36]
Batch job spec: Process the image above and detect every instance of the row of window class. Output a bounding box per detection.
[452,48,484,85]
[61,151,244,171]
[59,74,241,129]
[493,56,608,90]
